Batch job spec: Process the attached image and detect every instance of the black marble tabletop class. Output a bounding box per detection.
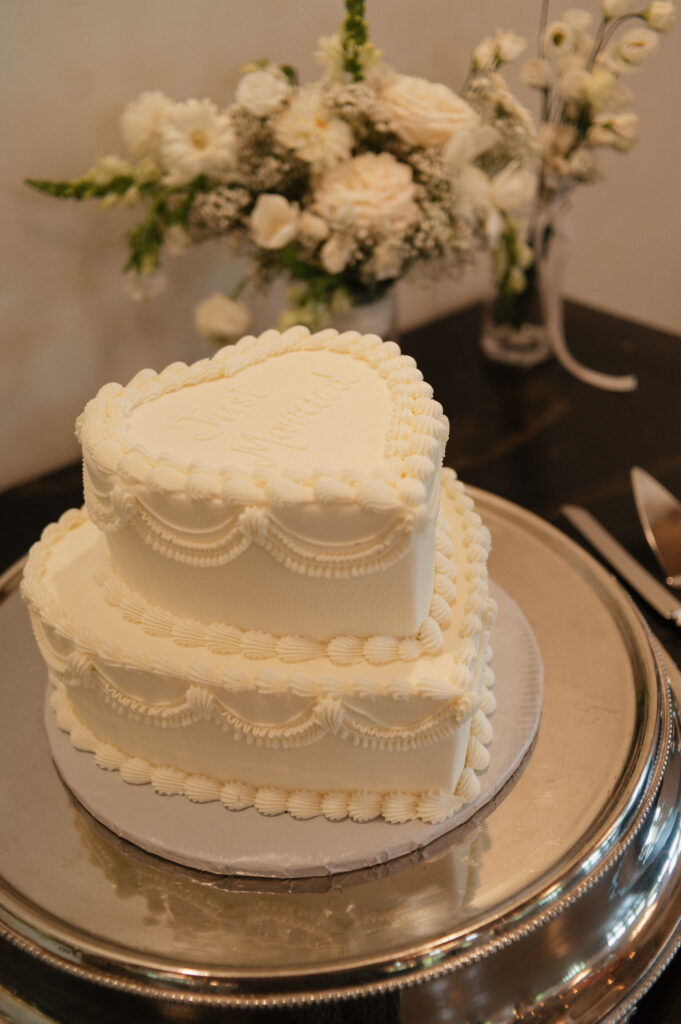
[1,300,680,1022]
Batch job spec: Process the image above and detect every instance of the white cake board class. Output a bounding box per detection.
[45,581,543,878]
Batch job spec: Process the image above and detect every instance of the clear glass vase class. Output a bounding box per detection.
[326,289,398,342]
[480,217,561,369]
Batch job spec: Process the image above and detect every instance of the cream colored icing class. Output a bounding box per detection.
[23,471,497,824]
[79,327,449,639]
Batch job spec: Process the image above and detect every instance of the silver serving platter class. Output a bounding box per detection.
[1,488,681,1023]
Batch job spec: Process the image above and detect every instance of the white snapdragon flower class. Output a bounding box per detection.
[542,21,577,58]
[235,69,290,116]
[314,152,418,232]
[250,194,299,249]
[120,90,174,161]
[645,2,676,30]
[603,0,640,16]
[274,87,352,169]
[473,29,527,70]
[88,155,134,185]
[521,57,553,89]
[194,292,252,341]
[588,111,639,149]
[381,74,478,148]
[320,234,354,274]
[159,99,236,185]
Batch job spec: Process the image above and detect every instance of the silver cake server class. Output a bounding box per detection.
[631,467,681,589]
[562,504,681,626]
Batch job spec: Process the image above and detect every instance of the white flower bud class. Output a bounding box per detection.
[193,293,252,341]
[603,0,641,15]
[250,194,299,249]
[645,2,676,30]
[521,58,553,89]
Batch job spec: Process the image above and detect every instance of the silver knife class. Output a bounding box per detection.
[631,467,681,588]
[562,504,681,626]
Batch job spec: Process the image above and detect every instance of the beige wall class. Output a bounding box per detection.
[3,1,680,490]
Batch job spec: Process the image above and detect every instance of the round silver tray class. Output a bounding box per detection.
[1,488,681,1023]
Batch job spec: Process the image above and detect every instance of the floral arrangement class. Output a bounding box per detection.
[27,0,537,341]
[466,0,675,388]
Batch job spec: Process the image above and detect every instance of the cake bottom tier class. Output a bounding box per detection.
[22,477,497,825]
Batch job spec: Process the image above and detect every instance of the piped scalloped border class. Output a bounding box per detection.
[78,327,450,564]
[21,470,497,696]
[50,681,495,825]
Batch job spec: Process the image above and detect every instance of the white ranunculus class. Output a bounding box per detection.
[298,211,330,242]
[159,99,236,185]
[645,2,677,30]
[542,21,576,57]
[89,155,134,185]
[521,57,554,89]
[250,194,299,249]
[235,69,290,117]
[603,0,640,16]
[274,86,352,169]
[314,152,418,231]
[381,74,477,148]
[194,292,252,341]
[615,26,660,65]
[120,90,174,160]
[320,234,354,274]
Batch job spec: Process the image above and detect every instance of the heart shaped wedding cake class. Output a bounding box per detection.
[22,326,497,826]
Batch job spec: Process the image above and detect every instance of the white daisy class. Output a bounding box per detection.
[274,87,353,169]
[159,99,236,186]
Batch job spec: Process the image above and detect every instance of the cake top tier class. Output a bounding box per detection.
[78,326,449,524]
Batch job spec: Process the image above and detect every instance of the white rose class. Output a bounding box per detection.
[381,74,477,147]
[615,26,660,65]
[274,87,352,169]
[320,234,354,274]
[299,211,330,242]
[521,57,553,89]
[194,292,252,341]
[120,90,173,160]
[542,21,576,57]
[235,70,290,116]
[315,152,418,231]
[250,194,299,249]
[603,0,640,15]
[645,2,676,30]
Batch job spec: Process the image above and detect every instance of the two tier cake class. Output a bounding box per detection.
[22,326,497,826]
